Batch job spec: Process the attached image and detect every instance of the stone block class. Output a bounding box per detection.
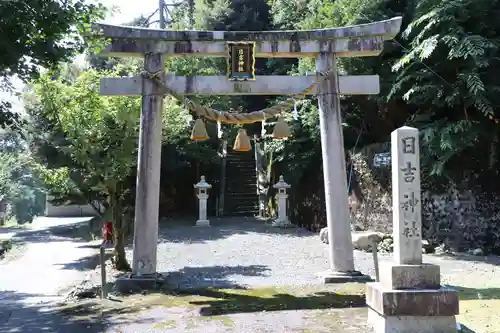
[379,263,441,290]
[368,308,457,333]
[366,282,459,317]
[321,270,373,284]
[115,273,167,294]
[195,220,210,227]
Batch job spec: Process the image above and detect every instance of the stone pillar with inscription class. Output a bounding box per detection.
[366,126,459,333]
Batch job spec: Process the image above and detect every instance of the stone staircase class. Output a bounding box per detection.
[223,150,258,216]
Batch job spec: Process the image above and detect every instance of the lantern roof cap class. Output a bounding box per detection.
[273,175,291,189]
[194,176,212,189]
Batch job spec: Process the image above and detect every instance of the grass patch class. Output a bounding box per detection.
[0,218,32,230]
[0,239,26,262]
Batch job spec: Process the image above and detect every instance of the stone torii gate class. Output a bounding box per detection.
[96,17,402,285]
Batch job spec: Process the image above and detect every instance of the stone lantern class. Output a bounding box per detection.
[272,175,292,227]
[194,176,212,226]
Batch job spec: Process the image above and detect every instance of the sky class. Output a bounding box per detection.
[103,0,161,25]
[2,0,166,113]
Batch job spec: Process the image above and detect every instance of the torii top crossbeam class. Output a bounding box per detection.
[95,17,402,58]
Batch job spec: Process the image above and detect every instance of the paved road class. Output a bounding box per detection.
[0,217,101,333]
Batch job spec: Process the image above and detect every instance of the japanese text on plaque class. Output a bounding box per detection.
[400,135,420,239]
[227,42,256,81]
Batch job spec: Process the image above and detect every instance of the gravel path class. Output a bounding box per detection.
[151,217,378,288]
[121,217,500,289]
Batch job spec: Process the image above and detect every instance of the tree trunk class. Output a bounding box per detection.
[110,191,131,272]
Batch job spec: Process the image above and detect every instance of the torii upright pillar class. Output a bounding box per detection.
[132,52,164,276]
[316,53,366,281]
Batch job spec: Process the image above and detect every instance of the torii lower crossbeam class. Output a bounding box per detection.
[100,75,380,96]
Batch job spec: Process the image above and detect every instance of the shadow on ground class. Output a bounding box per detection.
[458,324,476,333]
[0,290,153,333]
[158,217,314,244]
[431,252,500,266]
[10,221,100,245]
[54,251,114,271]
[162,264,271,289]
[446,285,500,300]
[180,288,366,316]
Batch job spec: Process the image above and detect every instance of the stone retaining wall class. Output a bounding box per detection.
[351,151,500,253]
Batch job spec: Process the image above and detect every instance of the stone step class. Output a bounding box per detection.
[226,160,254,164]
[226,189,256,194]
[226,160,254,165]
[226,191,257,200]
[226,162,254,166]
[226,153,254,158]
[226,165,254,169]
[226,171,255,175]
[225,204,259,210]
[226,181,255,185]
[226,157,254,161]
[226,177,257,188]
[223,211,258,216]
[224,205,259,211]
[225,198,258,204]
[226,191,256,196]
[226,166,255,171]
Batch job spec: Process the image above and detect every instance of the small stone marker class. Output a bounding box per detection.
[366,126,459,333]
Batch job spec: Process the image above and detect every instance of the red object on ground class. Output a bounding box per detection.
[103,222,113,241]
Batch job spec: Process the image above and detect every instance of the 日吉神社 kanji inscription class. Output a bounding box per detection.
[96,17,403,283]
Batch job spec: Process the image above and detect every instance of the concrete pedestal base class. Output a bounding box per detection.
[115,273,166,294]
[368,308,458,333]
[196,220,210,227]
[366,282,459,333]
[366,282,459,316]
[320,270,372,284]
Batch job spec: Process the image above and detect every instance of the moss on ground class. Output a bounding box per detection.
[57,284,366,329]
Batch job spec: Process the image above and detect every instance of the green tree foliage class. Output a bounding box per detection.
[24,60,216,270]
[270,0,500,179]
[26,67,141,270]
[0,0,106,128]
[391,0,500,175]
[0,129,45,224]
